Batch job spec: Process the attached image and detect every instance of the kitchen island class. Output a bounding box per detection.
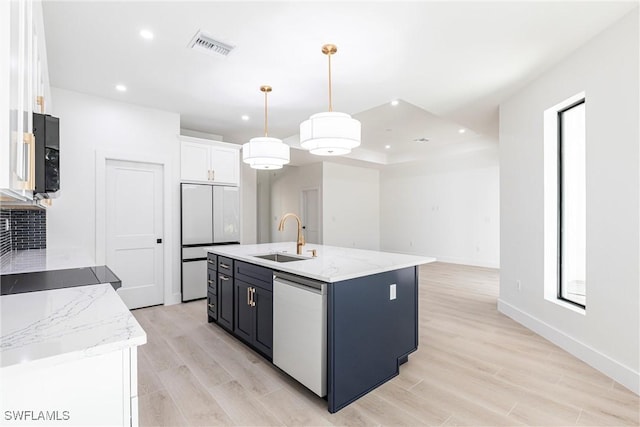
[205,242,435,413]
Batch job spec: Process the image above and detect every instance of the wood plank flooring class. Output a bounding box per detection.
[133,262,639,426]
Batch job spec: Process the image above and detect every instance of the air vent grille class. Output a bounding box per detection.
[188,30,234,57]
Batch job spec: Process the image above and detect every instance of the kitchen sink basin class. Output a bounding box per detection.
[252,253,311,263]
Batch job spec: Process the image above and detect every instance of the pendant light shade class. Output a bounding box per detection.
[242,85,290,170]
[242,136,290,169]
[300,44,361,156]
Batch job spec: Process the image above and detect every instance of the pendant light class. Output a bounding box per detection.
[242,85,290,169]
[300,44,361,156]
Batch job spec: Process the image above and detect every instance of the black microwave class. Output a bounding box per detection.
[33,112,60,198]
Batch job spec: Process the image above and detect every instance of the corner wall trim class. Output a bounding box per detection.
[497,298,639,395]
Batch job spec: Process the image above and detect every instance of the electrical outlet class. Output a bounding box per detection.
[516,280,521,291]
[390,284,396,300]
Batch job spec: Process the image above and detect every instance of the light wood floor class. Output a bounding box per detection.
[133,262,639,426]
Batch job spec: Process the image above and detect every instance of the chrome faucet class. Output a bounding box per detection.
[278,213,305,255]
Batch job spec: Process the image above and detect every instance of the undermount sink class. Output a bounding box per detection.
[253,253,312,263]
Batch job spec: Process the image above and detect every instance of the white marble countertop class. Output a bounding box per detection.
[0,248,94,275]
[0,283,146,372]
[206,242,435,282]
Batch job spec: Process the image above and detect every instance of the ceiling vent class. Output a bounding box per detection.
[188,30,234,57]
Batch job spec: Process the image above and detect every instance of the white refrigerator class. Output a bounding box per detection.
[181,183,240,301]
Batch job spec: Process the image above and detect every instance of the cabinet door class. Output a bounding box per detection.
[210,146,239,185]
[7,0,32,192]
[253,287,273,358]
[217,273,234,331]
[213,186,240,243]
[233,279,253,343]
[181,141,211,182]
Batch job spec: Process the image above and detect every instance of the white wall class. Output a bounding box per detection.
[48,88,183,305]
[267,162,323,243]
[322,162,380,250]
[240,163,257,244]
[499,10,639,393]
[380,144,499,267]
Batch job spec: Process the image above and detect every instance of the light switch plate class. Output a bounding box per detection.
[390,284,396,300]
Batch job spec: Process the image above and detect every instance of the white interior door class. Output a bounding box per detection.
[302,188,320,244]
[106,160,164,309]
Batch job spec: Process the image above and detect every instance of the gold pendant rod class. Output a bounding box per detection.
[260,85,272,137]
[328,53,332,112]
[322,44,337,112]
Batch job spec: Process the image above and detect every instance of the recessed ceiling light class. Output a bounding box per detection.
[385,145,391,149]
[140,29,154,40]
[458,128,466,134]
[390,100,399,106]
[115,84,127,92]
[241,115,250,121]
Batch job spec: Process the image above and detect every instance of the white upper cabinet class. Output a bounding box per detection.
[1,0,50,201]
[180,136,240,185]
[180,140,211,182]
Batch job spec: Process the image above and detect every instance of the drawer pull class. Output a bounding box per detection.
[219,263,230,269]
[208,303,215,309]
[207,280,213,285]
[219,275,229,281]
[207,260,215,264]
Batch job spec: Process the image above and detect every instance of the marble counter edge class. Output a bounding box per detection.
[205,243,436,283]
[1,283,147,373]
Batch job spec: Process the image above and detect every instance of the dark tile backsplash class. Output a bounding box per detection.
[0,210,10,257]
[0,208,47,256]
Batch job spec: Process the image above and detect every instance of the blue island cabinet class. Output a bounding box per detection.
[327,266,419,413]
[233,261,274,359]
[205,247,424,414]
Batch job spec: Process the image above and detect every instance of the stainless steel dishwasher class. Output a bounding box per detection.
[273,271,327,397]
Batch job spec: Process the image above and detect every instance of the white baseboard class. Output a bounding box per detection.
[498,298,639,395]
[435,255,500,269]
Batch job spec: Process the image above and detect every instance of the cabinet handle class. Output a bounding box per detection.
[219,263,230,269]
[207,280,213,285]
[247,287,251,306]
[208,303,215,309]
[211,169,215,181]
[219,275,229,281]
[250,287,256,307]
[24,132,35,191]
[36,96,44,113]
[207,260,215,264]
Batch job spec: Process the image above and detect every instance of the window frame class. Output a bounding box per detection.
[556,98,586,309]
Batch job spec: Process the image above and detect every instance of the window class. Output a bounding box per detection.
[558,99,586,307]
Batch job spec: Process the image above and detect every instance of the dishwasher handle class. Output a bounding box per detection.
[273,273,326,295]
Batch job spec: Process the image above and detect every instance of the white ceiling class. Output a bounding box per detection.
[42,1,637,165]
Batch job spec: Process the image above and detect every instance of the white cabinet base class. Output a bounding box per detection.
[0,348,139,426]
